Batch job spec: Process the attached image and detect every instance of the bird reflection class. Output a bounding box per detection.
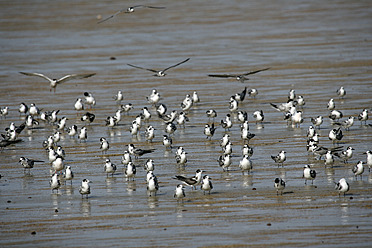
[147,196,159,209]
[80,199,91,217]
[126,180,136,195]
[242,175,253,188]
[105,177,116,193]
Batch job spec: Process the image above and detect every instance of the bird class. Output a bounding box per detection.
[233,87,247,102]
[25,115,39,128]
[352,161,364,180]
[83,92,96,108]
[303,164,316,185]
[67,125,78,138]
[242,144,254,157]
[50,173,61,193]
[51,156,64,174]
[271,151,286,167]
[74,98,84,113]
[98,5,166,24]
[156,103,167,116]
[147,89,161,105]
[241,127,255,144]
[204,123,217,140]
[176,112,189,128]
[147,175,159,196]
[274,178,286,195]
[311,145,343,160]
[141,107,151,122]
[174,169,203,190]
[237,111,248,124]
[79,179,91,198]
[175,150,187,165]
[18,102,28,115]
[311,116,323,129]
[124,162,137,181]
[239,155,253,175]
[127,58,190,77]
[336,86,346,98]
[19,157,44,173]
[0,107,9,119]
[121,103,133,114]
[364,150,372,172]
[270,100,296,112]
[327,98,335,110]
[19,72,95,92]
[324,151,335,167]
[220,114,232,131]
[208,67,270,83]
[79,126,87,142]
[335,178,349,197]
[307,125,316,138]
[99,137,109,154]
[162,135,173,149]
[288,89,296,100]
[174,184,185,201]
[252,110,264,124]
[206,109,217,121]
[334,116,354,131]
[296,95,305,107]
[339,146,354,163]
[104,158,117,177]
[57,116,68,130]
[121,151,132,166]
[55,145,65,159]
[247,88,258,98]
[328,128,343,143]
[358,109,368,125]
[222,141,233,155]
[218,154,232,171]
[128,144,154,159]
[181,95,193,112]
[192,91,200,104]
[329,110,343,121]
[28,103,40,116]
[145,125,155,143]
[144,159,155,172]
[114,90,123,103]
[81,112,95,124]
[201,175,213,195]
[63,166,74,185]
[165,122,177,136]
[291,111,303,128]
[229,98,239,112]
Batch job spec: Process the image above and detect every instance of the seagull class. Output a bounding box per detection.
[328,128,343,143]
[218,154,232,171]
[327,98,335,110]
[63,166,74,185]
[352,161,364,180]
[239,155,253,175]
[162,135,173,149]
[144,125,155,143]
[303,164,316,184]
[208,67,270,83]
[127,58,190,77]
[311,116,323,129]
[147,175,159,196]
[335,178,349,197]
[19,157,44,173]
[271,151,286,167]
[201,175,213,195]
[274,178,286,195]
[98,5,166,24]
[19,72,95,92]
[144,159,155,172]
[339,146,354,163]
[174,184,186,201]
[79,179,91,198]
[174,169,203,190]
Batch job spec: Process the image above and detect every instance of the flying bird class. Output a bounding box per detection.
[98,5,166,24]
[208,67,270,83]
[19,72,95,92]
[127,58,190,77]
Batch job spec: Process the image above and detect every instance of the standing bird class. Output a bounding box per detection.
[99,137,109,154]
[327,99,335,110]
[336,86,346,98]
[114,90,123,103]
[364,150,372,172]
[311,116,323,129]
[335,178,349,197]
[128,144,155,159]
[19,72,95,92]
[19,157,44,173]
[29,103,40,116]
[147,175,159,196]
[104,158,117,177]
[358,109,368,125]
[79,126,88,143]
[328,128,343,143]
[242,144,254,157]
[79,179,91,198]
[201,175,213,195]
[121,151,132,166]
[128,58,190,77]
[18,102,28,115]
[239,155,253,175]
[252,110,264,124]
[144,159,155,172]
[339,146,354,163]
[84,92,96,108]
[274,178,286,195]
[162,135,173,150]
[51,156,64,174]
[175,150,187,165]
[352,161,364,180]
[67,125,78,138]
[204,123,217,140]
[208,67,270,83]
[124,162,136,181]
[324,151,335,167]
[218,154,232,171]
[147,89,161,105]
[303,164,316,185]
[174,184,186,201]
[50,173,61,193]
[220,114,232,131]
[81,112,96,124]
[206,109,217,121]
[145,125,155,143]
[271,151,286,167]
[174,169,203,190]
[74,98,84,114]
[63,166,74,185]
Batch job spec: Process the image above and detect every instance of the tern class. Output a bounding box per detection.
[127,58,190,77]
[208,67,270,83]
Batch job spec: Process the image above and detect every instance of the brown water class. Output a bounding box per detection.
[1,0,372,247]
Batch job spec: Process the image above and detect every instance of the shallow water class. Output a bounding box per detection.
[1,0,372,247]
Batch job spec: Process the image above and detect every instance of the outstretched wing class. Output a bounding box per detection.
[97,8,127,24]
[127,63,158,73]
[162,58,190,72]
[57,73,96,84]
[208,73,238,78]
[242,67,270,76]
[19,72,54,83]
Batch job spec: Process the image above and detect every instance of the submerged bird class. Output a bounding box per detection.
[208,67,270,83]
[127,58,190,77]
[335,178,349,197]
[274,178,286,195]
[19,72,95,92]
[303,164,316,185]
[79,179,91,198]
[98,5,166,24]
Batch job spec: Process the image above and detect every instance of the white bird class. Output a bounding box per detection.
[253,110,264,124]
[329,109,343,121]
[165,122,177,136]
[104,158,117,177]
[220,134,230,147]
[67,125,78,138]
[114,90,123,103]
[303,164,316,185]
[340,146,354,163]
[176,112,189,128]
[181,95,193,111]
[146,89,160,105]
[222,141,233,155]
[271,151,286,167]
[358,109,368,125]
[124,162,136,181]
[57,116,68,130]
[147,176,159,196]
[220,114,232,131]
[0,106,8,119]
[121,103,133,114]
[162,135,172,149]
[128,58,190,77]
[100,137,109,154]
[335,116,354,131]
[56,145,65,159]
[274,178,285,195]
[174,169,203,190]
[291,111,303,128]
[335,178,349,197]
[218,154,232,171]
[324,151,334,167]
[327,98,335,110]
[242,144,254,157]
[176,150,187,165]
[239,155,253,175]
[51,156,64,174]
[352,161,364,180]
[79,126,87,142]
[74,98,84,113]
[336,86,346,98]
[288,89,296,100]
[229,98,239,112]
[121,151,132,165]
[144,159,155,172]
[19,157,44,173]
[201,175,213,195]
[328,128,343,143]
[364,150,372,172]
[204,123,217,140]
[19,72,95,92]
[174,184,185,201]
[297,95,305,107]
[79,179,91,198]
[18,102,28,115]
[311,116,323,129]
[29,103,40,116]
[145,125,155,142]
[50,173,61,193]
[206,109,217,121]
[63,166,74,185]
[247,88,258,98]
[192,91,200,104]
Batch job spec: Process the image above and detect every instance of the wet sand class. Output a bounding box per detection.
[1,0,372,247]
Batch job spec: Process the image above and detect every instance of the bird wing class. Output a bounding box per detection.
[242,67,270,76]
[97,8,127,24]
[208,74,237,78]
[143,6,166,9]
[57,73,96,84]
[127,63,158,73]
[162,58,190,72]
[19,72,54,83]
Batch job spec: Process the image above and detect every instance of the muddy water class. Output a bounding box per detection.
[1,0,372,247]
